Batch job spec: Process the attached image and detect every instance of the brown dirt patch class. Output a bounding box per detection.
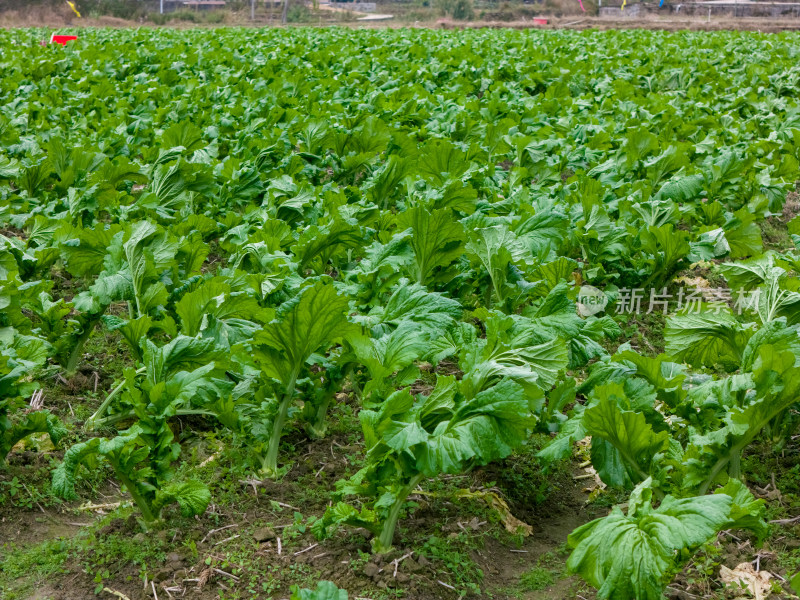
[0,4,138,28]
[2,7,800,32]
[1,444,601,599]
[784,191,800,222]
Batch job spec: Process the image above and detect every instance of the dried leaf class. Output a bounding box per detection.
[453,489,533,536]
[720,562,773,600]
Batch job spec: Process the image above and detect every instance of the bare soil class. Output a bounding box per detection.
[436,14,800,32]
[0,4,134,28]
[1,403,601,600]
[3,4,800,32]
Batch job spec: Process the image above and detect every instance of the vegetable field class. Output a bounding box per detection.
[1,26,800,600]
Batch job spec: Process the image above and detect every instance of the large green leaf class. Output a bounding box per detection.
[567,479,733,600]
[584,384,670,487]
[0,410,66,461]
[465,224,532,307]
[350,323,429,402]
[56,223,123,278]
[175,278,271,338]
[360,282,462,335]
[157,479,211,517]
[664,306,751,369]
[396,207,465,286]
[254,280,357,385]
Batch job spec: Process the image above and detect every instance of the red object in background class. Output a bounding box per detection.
[50,34,78,45]
[533,17,549,24]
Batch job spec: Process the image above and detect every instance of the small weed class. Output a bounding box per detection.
[422,535,483,596]
[0,539,74,599]
[760,219,793,251]
[520,566,555,591]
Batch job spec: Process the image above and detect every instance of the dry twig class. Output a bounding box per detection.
[213,568,240,582]
[294,543,319,556]
[102,589,132,600]
[200,523,238,544]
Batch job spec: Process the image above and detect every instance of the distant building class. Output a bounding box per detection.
[158,0,226,11]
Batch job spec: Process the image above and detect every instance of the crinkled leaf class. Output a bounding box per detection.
[567,479,733,600]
